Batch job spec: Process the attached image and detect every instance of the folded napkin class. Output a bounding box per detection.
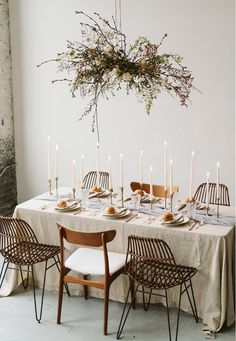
[194,213,235,227]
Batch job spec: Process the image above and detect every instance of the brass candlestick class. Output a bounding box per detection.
[48,179,52,195]
[120,186,124,208]
[170,193,174,213]
[150,195,153,210]
[109,188,113,205]
[55,177,59,198]
[164,189,168,209]
[72,187,76,200]
[216,198,220,218]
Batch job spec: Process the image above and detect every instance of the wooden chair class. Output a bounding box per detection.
[82,171,109,190]
[194,183,230,206]
[130,181,179,198]
[56,223,127,335]
[117,235,198,341]
[0,216,69,322]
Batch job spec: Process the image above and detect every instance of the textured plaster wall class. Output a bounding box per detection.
[0,0,17,215]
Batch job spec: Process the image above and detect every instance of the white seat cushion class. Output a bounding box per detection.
[65,247,127,275]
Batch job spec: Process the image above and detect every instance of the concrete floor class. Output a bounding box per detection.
[0,286,234,341]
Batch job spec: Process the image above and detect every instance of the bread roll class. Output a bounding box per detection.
[186,196,196,203]
[56,199,67,208]
[105,206,116,214]
[91,186,102,192]
[134,189,145,196]
[162,212,174,222]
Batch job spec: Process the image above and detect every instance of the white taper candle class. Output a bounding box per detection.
[55,145,59,179]
[72,160,76,188]
[120,153,124,188]
[216,162,220,199]
[140,150,143,185]
[169,159,173,195]
[164,141,167,190]
[108,156,112,190]
[206,171,210,207]
[47,136,51,181]
[150,166,153,200]
[189,151,195,198]
[96,142,100,187]
[80,154,84,188]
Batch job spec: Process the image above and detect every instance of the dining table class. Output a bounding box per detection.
[0,187,235,336]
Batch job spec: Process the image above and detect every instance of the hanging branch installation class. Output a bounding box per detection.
[38,11,196,136]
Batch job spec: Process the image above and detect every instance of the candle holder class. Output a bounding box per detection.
[48,179,52,195]
[120,186,124,208]
[164,189,168,209]
[206,206,210,216]
[150,195,153,210]
[170,193,174,213]
[216,198,220,218]
[55,177,59,199]
[72,187,76,200]
[109,188,113,205]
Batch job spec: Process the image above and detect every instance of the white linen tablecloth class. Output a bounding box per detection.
[0,194,235,334]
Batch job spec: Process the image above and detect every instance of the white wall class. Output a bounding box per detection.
[9,0,235,204]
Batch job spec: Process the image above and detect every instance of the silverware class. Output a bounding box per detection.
[73,208,86,215]
[188,220,199,231]
[125,213,138,222]
[194,220,204,230]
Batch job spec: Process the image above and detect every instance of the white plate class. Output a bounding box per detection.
[55,202,80,212]
[103,209,131,219]
[162,216,189,226]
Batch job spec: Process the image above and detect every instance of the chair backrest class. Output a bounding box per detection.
[194,183,230,206]
[125,235,177,289]
[130,182,179,198]
[57,223,116,247]
[82,171,110,190]
[0,216,38,254]
[57,223,116,274]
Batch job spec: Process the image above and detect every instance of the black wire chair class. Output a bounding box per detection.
[0,216,70,322]
[194,183,230,206]
[82,171,110,190]
[117,235,198,341]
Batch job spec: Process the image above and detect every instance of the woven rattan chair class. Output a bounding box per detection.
[117,235,198,341]
[57,224,127,335]
[130,181,179,198]
[194,183,230,206]
[0,216,69,322]
[82,171,110,190]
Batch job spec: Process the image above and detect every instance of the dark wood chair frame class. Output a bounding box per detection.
[130,181,179,198]
[117,235,198,341]
[57,223,126,335]
[194,183,230,206]
[0,216,70,323]
[82,171,110,190]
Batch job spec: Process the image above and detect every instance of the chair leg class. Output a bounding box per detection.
[103,283,110,335]
[165,289,172,341]
[19,265,30,289]
[0,260,9,289]
[55,255,70,297]
[130,277,136,309]
[117,281,139,339]
[188,279,198,323]
[175,284,182,341]
[142,286,152,311]
[83,275,88,299]
[31,261,48,323]
[57,267,64,324]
